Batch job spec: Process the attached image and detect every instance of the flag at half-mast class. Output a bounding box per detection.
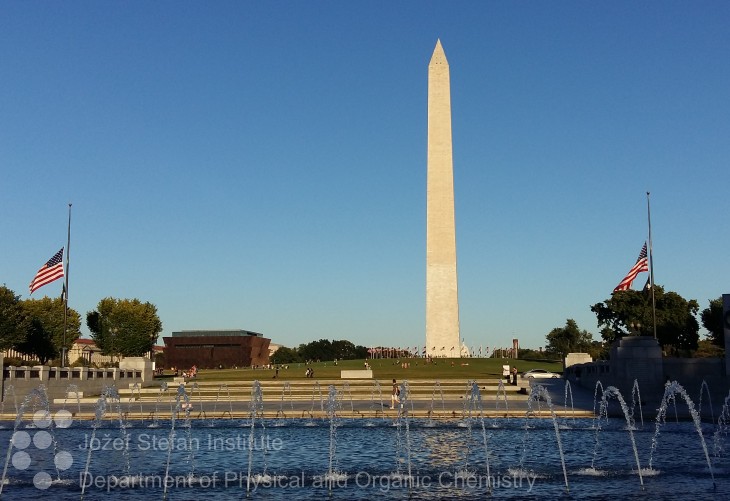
[29,248,65,294]
[613,243,649,292]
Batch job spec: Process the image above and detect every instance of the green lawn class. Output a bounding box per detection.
[166,357,562,383]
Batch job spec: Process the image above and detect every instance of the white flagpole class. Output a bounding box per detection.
[647,192,656,339]
[62,203,72,366]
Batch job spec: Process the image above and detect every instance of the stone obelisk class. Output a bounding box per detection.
[426,40,460,358]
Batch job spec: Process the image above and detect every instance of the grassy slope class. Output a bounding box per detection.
[174,358,562,383]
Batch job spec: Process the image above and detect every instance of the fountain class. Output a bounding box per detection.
[428,381,445,422]
[1,386,58,494]
[150,382,168,427]
[592,380,605,420]
[188,382,205,419]
[80,386,132,500]
[519,384,569,493]
[699,379,715,425]
[162,384,194,500]
[309,381,324,417]
[648,381,715,486]
[61,384,82,418]
[324,384,344,491]
[276,382,293,418]
[246,380,267,496]
[462,382,492,493]
[630,379,644,428]
[212,384,233,420]
[125,382,144,421]
[340,382,355,415]
[0,379,728,499]
[492,379,510,427]
[714,390,730,459]
[393,380,413,487]
[369,379,385,420]
[588,385,644,487]
[563,380,575,423]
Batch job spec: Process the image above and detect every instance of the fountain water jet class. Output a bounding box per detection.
[630,379,644,428]
[699,379,714,424]
[648,381,715,486]
[277,381,293,418]
[246,381,267,497]
[80,386,131,500]
[519,384,569,493]
[162,384,194,500]
[393,380,413,491]
[564,380,575,424]
[212,383,233,420]
[369,379,385,420]
[590,385,644,487]
[462,381,493,493]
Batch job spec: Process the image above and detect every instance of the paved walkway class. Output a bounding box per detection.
[0,377,600,421]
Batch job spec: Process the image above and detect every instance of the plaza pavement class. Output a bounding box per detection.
[1,377,599,421]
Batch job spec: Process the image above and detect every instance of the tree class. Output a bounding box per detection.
[87,297,162,360]
[694,339,724,358]
[295,339,370,362]
[15,318,57,364]
[545,319,594,357]
[0,285,27,351]
[21,296,81,357]
[700,297,724,347]
[591,285,700,354]
[270,346,301,364]
[331,340,359,359]
[298,339,333,361]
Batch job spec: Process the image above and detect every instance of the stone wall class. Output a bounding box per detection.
[1,354,153,401]
[564,337,730,408]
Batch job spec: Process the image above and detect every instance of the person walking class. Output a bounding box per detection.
[390,379,401,409]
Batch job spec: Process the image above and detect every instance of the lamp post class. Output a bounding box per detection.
[630,322,642,336]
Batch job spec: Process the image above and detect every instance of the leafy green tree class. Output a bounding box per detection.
[545,319,594,357]
[517,348,549,360]
[87,298,162,360]
[21,296,81,356]
[296,339,369,361]
[298,339,333,361]
[15,318,58,364]
[694,339,724,358]
[353,345,369,359]
[700,297,724,347]
[331,340,358,359]
[591,285,699,353]
[0,285,28,351]
[270,346,301,364]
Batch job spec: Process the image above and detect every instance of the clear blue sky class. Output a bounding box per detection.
[2,2,728,352]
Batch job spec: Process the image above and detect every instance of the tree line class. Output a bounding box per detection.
[543,285,725,359]
[271,338,369,364]
[0,285,161,366]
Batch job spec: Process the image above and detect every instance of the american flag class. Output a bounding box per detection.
[29,248,64,294]
[614,243,649,291]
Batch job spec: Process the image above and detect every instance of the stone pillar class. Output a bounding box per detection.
[37,366,50,381]
[119,357,153,383]
[609,336,664,398]
[426,40,461,358]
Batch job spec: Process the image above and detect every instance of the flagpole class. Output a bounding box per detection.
[646,192,656,339]
[62,203,72,366]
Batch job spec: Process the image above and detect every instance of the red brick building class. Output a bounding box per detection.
[163,330,270,369]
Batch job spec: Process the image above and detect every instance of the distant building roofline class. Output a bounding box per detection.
[171,329,264,338]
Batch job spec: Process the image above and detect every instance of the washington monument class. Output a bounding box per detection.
[426,40,461,358]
